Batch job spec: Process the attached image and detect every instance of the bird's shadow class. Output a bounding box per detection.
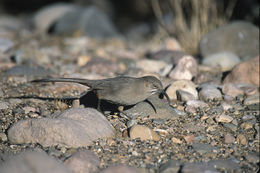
[80,91,135,113]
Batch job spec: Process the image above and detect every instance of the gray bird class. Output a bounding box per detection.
[32,76,170,109]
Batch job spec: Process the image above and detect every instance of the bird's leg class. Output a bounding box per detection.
[97,99,101,112]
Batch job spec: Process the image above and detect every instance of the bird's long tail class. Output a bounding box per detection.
[31,78,92,86]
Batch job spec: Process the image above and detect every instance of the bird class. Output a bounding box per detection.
[32,76,170,109]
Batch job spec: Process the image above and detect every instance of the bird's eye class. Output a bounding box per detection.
[152,84,158,89]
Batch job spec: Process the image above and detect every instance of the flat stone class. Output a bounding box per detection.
[192,143,219,154]
[0,38,14,53]
[182,158,240,173]
[240,122,253,130]
[224,133,236,144]
[129,125,160,141]
[222,83,244,98]
[236,134,248,145]
[0,101,9,110]
[0,150,72,173]
[101,165,138,173]
[215,114,233,123]
[159,160,181,173]
[185,100,208,114]
[199,85,222,101]
[246,152,260,163]
[8,108,114,147]
[182,162,218,173]
[64,150,100,173]
[223,123,238,132]
[4,65,50,78]
[122,94,180,120]
[244,94,259,106]
[0,132,8,142]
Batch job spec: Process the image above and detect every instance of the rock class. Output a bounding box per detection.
[0,101,9,110]
[0,38,14,53]
[224,133,236,144]
[223,123,238,132]
[23,106,37,114]
[101,165,138,173]
[181,162,218,173]
[215,113,233,123]
[84,58,121,76]
[53,6,119,38]
[194,65,222,84]
[184,134,194,144]
[244,94,259,106]
[224,56,259,86]
[202,51,241,72]
[221,102,233,111]
[246,152,260,163]
[171,137,182,144]
[192,143,219,154]
[199,85,222,101]
[0,150,72,173]
[129,125,160,141]
[185,100,208,114]
[0,15,24,33]
[7,98,22,105]
[240,122,253,130]
[159,160,181,173]
[222,83,244,98]
[199,21,259,61]
[8,108,114,147]
[4,65,50,79]
[169,55,198,80]
[64,150,100,173]
[136,59,171,75]
[236,83,259,96]
[176,90,196,102]
[77,55,91,66]
[182,159,240,173]
[122,94,180,120]
[166,80,198,100]
[208,159,240,171]
[148,50,186,64]
[0,132,7,142]
[33,3,78,33]
[164,38,182,51]
[0,89,3,98]
[236,134,248,145]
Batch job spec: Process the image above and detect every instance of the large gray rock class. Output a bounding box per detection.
[33,3,78,33]
[0,150,71,173]
[122,95,181,119]
[182,158,240,173]
[8,108,114,147]
[202,51,241,72]
[52,6,119,38]
[199,21,259,61]
[64,150,100,173]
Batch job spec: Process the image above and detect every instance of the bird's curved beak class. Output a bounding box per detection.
[160,90,170,104]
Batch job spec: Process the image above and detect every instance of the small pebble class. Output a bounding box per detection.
[215,114,233,123]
